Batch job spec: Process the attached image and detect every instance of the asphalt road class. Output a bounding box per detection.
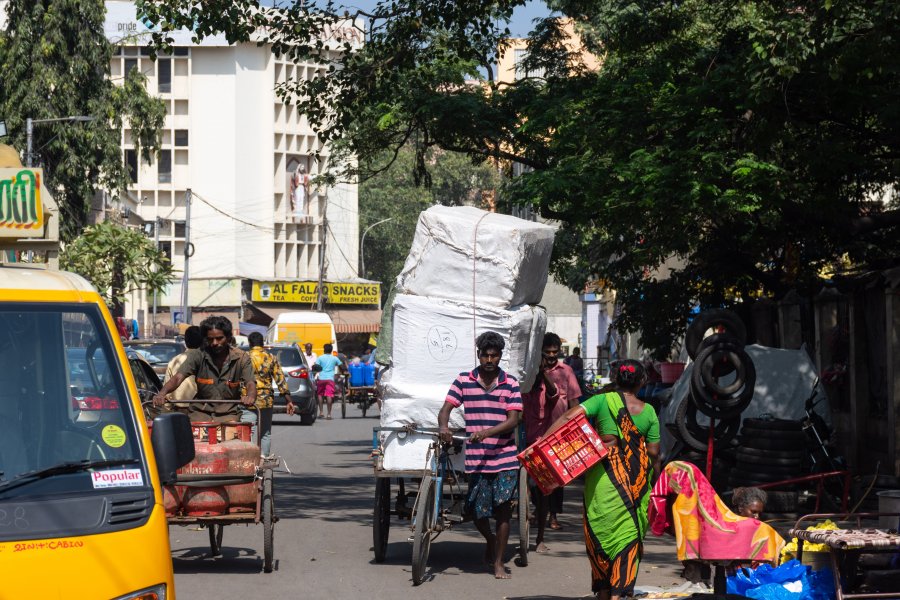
[169,407,682,599]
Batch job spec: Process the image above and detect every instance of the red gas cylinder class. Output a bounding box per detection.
[224,423,260,514]
[163,486,181,517]
[178,425,230,516]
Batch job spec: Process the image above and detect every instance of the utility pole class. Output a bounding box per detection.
[316,195,327,312]
[181,189,192,325]
[152,217,160,335]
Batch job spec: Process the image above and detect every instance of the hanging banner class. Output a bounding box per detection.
[252,281,380,306]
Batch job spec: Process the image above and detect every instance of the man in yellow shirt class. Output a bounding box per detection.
[243,332,295,456]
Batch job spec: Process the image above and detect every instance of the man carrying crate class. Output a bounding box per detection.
[438,331,522,580]
[522,331,583,552]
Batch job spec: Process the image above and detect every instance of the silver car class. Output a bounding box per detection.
[265,343,317,425]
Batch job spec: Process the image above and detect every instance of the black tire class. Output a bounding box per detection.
[740,426,806,441]
[699,347,749,396]
[300,411,316,426]
[373,477,390,563]
[739,436,807,452]
[732,465,802,480]
[262,469,274,573]
[691,388,752,421]
[412,474,435,585]
[735,454,804,469]
[692,343,756,404]
[683,401,741,445]
[517,466,529,567]
[208,524,223,557]
[742,418,803,432]
[685,309,747,360]
[676,397,712,452]
[734,445,804,460]
[764,491,799,513]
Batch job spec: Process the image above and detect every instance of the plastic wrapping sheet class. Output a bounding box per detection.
[395,205,555,308]
[387,293,545,394]
[659,344,831,459]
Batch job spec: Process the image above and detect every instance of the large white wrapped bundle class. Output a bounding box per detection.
[387,293,546,394]
[396,205,555,308]
[378,393,466,472]
[379,394,465,429]
[379,430,466,472]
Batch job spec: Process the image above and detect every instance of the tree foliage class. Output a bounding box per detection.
[61,221,175,316]
[138,0,900,356]
[360,144,500,292]
[0,0,166,240]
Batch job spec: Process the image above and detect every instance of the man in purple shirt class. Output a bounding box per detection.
[438,331,522,580]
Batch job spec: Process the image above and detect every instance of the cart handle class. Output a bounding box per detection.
[372,425,468,447]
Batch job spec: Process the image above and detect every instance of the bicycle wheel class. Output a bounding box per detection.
[517,465,530,566]
[262,468,275,573]
[373,477,390,563]
[411,474,436,585]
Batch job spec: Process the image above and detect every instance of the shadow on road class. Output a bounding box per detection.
[171,544,274,575]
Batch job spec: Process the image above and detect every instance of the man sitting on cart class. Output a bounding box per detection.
[438,331,522,580]
[152,315,256,423]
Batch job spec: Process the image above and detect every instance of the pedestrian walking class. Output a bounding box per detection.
[537,359,661,600]
[314,343,342,419]
[438,331,522,580]
[522,332,582,552]
[243,332,295,456]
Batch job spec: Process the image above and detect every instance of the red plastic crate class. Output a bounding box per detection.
[517,412,608,495]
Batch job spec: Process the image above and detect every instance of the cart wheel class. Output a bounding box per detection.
[262,469,275,573]
[373,477,390,562]
[517,465,530,566]
[208,523,223,557]
[411,474,436,585]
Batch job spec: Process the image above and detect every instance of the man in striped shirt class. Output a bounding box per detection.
[438,331,522,580]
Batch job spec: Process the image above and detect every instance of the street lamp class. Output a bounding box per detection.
[359,217,394,279]
[26,115,95,167]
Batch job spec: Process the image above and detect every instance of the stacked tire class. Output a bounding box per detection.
[730,417,806,513]
[674,309,754,452]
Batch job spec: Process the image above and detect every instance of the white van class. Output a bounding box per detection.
[266,311,337,356]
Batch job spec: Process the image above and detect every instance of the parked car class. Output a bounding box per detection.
[265,343,317,425]
[122,339,185,381]
[68,347,162,423]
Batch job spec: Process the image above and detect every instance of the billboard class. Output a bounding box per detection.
[0,168,45,238]
[252,281,380,306]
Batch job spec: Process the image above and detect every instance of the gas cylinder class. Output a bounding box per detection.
[162,486,180,517]
[179,424,230,516]
[224,423,260,513]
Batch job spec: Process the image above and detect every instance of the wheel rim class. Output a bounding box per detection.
[373,478,390,562]
[412,475,435,585]
[263,471,274,573]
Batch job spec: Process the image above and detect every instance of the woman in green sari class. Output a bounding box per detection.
[539,359,662,600]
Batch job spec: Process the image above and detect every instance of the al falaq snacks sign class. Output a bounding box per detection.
[0,168,45,238]
[252,281,381,305]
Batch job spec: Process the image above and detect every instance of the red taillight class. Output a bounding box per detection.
[289,369,308,379]
[72,396,120,410]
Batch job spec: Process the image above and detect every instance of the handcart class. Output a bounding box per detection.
[147,400,277,572]
[338,373,379,418]
[371,424,530,585]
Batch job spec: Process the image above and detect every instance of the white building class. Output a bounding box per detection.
[97,2,379,338]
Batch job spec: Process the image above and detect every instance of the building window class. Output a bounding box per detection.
[158,59,171,93]
[174,129,189,147]
[158,150,172,183]
[124,58,138,76]
[514,48,545,81]
[157,240,172,260]
[173,47,189,57]
[174,221,186,238]
[125,149,138,184]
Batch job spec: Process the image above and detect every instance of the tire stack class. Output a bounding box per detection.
[670,309,755,490]
[730,417,806,513]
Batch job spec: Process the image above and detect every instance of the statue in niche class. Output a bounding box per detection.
[290,163,310,220]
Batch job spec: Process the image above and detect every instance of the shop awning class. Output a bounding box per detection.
[327,309,382,333]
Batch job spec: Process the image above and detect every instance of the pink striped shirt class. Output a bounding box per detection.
[444,368,523,474]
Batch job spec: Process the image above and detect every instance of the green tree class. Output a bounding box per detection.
[61,221,175,317]
[360,144,500,291]
[0,0,166,240]
[140,0,900,355]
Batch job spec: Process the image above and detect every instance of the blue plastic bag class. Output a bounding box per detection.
[727,560,835,600]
